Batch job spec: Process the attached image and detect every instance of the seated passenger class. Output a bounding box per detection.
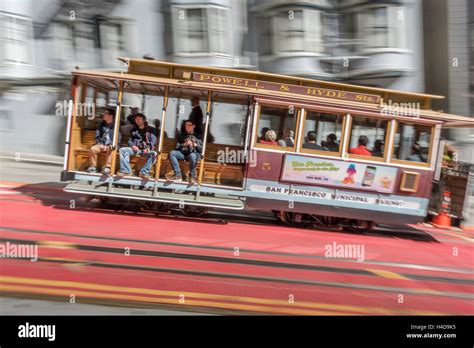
[260,130,278,145]
[321,133,339,152]
[349,135,372,156]
[87,108,119,175]
[117,113,158,179]
[169,120,203,183]
[371,139,384,157]
[302,131,323,150]
[278,129,295,147]
[258,127,271,143]
[407,142,425,162]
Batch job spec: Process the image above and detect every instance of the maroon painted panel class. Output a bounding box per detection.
[246,150,284,182]
[246,149,434,198]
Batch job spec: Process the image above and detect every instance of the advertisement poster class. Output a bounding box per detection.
[281,154,398,193]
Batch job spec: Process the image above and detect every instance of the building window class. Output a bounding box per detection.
[347,116,389,160]
[275,10,304,52]
[299,111,344,155]
[254,105,299,150]
[173,6,230,55]
[0,14,32,64]
[358,6,405,50]
[208,7,228,54]
[98,18,126,67]
[269,9,323,54]
[392,122,433,165]
[73,22,95,66]
[185,8,209,53]
[52,20,95,68]
[98,21,123,52]
[365,7,389,48]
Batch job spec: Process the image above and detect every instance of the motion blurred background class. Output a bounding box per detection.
[0,0,472,159]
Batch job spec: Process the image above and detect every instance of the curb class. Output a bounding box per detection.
[0,152,64,166]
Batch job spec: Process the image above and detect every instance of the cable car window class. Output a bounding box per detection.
[300,111,344,155]
[392,122,432,164]
[255,105,298,150]
[348,116,389,160]
[209,92,249,146]
[119,84,167,147]
[165,88,208,140]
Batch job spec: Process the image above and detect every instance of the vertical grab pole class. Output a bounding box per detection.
[196,91,212,195]
[341,113,351,158]
[242,97,253,160]
[107,80,124,192]
[153,86,169,196]
[64,76,78,171]
[295,108,305,153]
[241,98,255,190]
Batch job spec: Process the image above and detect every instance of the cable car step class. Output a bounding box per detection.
[64,182,245,210]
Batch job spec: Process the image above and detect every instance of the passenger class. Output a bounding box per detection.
[258,127,270,142]
[278,129,295,147]
[120,106,138,139]
[321,133,339,152]
[442,143,457,167]
[349,135,372,156]
[169,120,203,183]
[260,130,278,145]
[189,96,204,136]
[117,113,158,179]
[407,142,425,162]
[87,108,119,175]
[154,119,169,139]
[175,97,215,143]
[371,139,384,157]
[302,131,323,150]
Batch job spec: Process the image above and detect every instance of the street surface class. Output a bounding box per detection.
[0,158,473,315]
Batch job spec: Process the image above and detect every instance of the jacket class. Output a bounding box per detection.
[176,132,203,154]
[95,121,119,146]
[189,105,204,135]
[128,125,157,150]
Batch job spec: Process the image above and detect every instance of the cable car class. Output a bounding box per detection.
[60,58,474,228]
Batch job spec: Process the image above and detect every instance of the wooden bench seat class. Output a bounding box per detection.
[74,130,244,186]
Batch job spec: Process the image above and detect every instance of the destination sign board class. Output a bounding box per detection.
[192,72,381,104]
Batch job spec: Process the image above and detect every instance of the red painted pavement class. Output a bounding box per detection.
[0,181,472,315]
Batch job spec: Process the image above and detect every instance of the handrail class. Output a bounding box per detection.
[153,87,169,195]
[197,91,212,189]
[107,80,124,188]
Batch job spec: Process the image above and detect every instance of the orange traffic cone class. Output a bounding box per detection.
[431,191,452,228]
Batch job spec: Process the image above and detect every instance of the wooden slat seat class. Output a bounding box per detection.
[74,130,244,186]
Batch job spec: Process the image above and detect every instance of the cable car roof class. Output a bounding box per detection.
[119,57,445,103]
[70,58,474,127]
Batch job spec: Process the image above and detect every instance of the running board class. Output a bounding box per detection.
[64,181,245,210]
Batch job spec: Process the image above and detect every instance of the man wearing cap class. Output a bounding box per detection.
[87,108,119,175]
[118,113,158,178]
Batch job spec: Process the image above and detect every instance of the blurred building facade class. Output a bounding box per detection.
[0,0,471,158]
[247,0,425,92]
[423,0,473,163]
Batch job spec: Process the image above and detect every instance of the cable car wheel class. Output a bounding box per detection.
[275,211,310,228]
[180,205,209,217]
